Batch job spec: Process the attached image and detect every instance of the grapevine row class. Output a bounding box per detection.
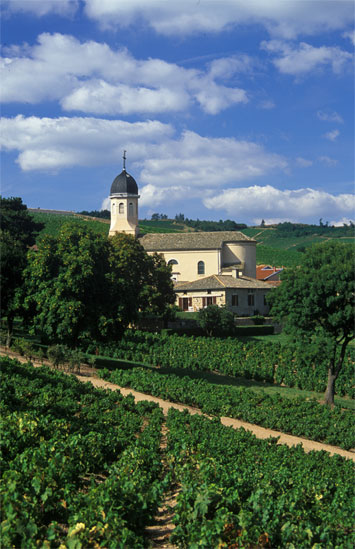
[99,366,354,450]
[87,330,354,398]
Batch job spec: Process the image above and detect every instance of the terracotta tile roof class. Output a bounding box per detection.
[140,231,254,251]
[256,264,283,281]
[175,274,272,291]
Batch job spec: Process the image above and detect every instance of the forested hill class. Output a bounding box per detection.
[29,209,354,267]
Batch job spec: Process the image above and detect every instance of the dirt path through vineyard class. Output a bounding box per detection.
[1,347,354,462]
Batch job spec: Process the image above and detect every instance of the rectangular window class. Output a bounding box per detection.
[202,296,216,307]
[248,294,255,306]
[232,294,238,306]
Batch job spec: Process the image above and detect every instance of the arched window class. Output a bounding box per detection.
[197,261,205,275]
[119,203,124,214]
[129,202,134,216]
[168,259,179,266]
[112,202,116,215]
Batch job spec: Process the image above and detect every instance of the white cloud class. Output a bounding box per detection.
[296,157,313,168]
[83,0,354,39]
[0,118,287,195]
[1,33,247,115]
[62,81,190,115]
[139,130,287,187]
[139,184,192,208]
[323,129,340,141]
[2,0,78,16]
[261,40,353,75]
[318,156,338,166]
[317,110,343,123]
[0,115,173,171]
[343,30,355,46]
[204,185,355,224]
[331,217,354,227]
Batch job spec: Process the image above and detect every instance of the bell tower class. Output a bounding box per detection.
[109,151,140,237]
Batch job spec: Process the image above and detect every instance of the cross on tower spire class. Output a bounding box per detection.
[123,150,127,171]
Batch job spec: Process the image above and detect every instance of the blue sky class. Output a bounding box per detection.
[1,0,354,225]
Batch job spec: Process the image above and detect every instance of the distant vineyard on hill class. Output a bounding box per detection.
[29,210,354,267]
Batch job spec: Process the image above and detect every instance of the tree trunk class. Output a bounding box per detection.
[324,368,336,406]
[6,315,14,348]
[323,338,350,406]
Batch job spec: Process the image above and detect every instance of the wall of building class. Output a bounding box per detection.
[148,249,221,282]
[222,242,256,278]
[225,288,270,315]
[109,196,138,236]
[175,290,225,312]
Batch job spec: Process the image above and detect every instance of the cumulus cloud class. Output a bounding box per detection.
[0,115,173,171]
[83,0,354,39]
[261,40,353,75]
[2,0,78,16]
[323,129,340,141]
[203,185,355,225]
[343,30,355,46]
[1,33,247,115]
[139,130,287,187]
[317,110,343,123]
[0,117,287,191]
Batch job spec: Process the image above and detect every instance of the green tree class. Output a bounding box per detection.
[197,305,235,337]
[107,234,175,323]
[268,242,355,405]
[23,224,175,346]
[0,197,44,345]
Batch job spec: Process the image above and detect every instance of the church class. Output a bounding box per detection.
[108,159,272,316]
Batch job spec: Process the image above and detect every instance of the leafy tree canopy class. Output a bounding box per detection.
[197,305,235,337]
[0,196,44,247]
[268,241,355,404]
[22,224,175,346]
[0,197,44,345]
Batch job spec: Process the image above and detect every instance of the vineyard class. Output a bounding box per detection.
[87,330,354,398]
[1,357,354,548]
[98,366,354,449]
[29,211,354,267]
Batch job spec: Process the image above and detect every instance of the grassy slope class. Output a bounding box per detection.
[30,211,354,267]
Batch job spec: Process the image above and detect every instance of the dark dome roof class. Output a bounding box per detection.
[110,170,138,195]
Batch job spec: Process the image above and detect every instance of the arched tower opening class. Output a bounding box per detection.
[109,151,140,237]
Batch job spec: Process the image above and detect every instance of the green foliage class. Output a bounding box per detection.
[0,357,164,548]
[29,211,109,239]
[183,218,247,231]
[0,197,44,247]
[1,357,353,548]
[100,366,354,449]
[268,241,355,404]
[22,224,175,345]
[90,330,354,398]
[255,244,303,267]
[250,314,265,325]
[0,198,44,345]
[47,344,71,369]
[197,305,235,336]
[166,409,354,548]
[77,209,110,219]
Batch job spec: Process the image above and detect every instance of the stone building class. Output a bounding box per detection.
[108,161,272,315]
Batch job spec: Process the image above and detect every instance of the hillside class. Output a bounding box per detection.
[29,210,354,267]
